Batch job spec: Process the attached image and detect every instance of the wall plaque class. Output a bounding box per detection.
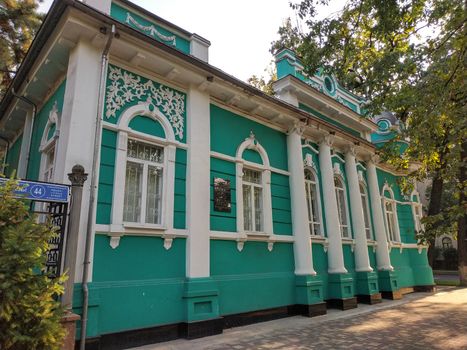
[214,178,231,212]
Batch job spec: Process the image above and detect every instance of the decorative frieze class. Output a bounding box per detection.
[125,12,177,46]
[105,65,185,140]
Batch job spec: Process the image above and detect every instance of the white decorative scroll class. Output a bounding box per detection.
[333,162,343,176]
[126,13,176,46]
[106,66,185,140]
[267,241,274,252]
[304,153,317,172]
[109,236,121,249]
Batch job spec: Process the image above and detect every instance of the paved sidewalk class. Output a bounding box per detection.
[133,287,467,350]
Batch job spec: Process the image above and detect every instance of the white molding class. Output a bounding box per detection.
[331,153,346,163]
[210,230,294,243]
[210,150,290,176]
[235,132,274,237]
[110,103,176,236]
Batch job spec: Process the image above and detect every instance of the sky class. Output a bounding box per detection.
[38,0,344,82]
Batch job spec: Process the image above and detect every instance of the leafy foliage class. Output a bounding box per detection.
[0,0,44,97]
[0,178,66,350]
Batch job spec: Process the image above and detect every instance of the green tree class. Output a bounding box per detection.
[0,179,66,350]
[0,0,44,97]
[271,0,466,283]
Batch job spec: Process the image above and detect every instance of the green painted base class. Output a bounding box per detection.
[183,278,220,323]
[356,271,380,296]
[328,273,354,299]
[378,269,399,292]
[295,275,324,305]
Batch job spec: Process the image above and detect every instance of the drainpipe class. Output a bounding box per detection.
[0,135,9,174]
[11,89,37,178]
[79,24,116,350]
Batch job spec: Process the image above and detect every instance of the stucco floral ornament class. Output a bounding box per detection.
[105,66,185,139]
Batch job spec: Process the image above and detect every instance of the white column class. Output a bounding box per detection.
[55,39,103,282]
[186,86,211,278]
[345,147,372,272]
[82,0,112,14]
[17,111,32,178]
[287,125,316,275]
[367,157,393,270]
[319,135,347,274]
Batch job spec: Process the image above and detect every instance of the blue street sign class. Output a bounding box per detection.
[0,178,70,203]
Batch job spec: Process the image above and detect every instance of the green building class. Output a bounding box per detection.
[0,1,434,348]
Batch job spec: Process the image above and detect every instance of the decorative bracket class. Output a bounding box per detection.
[323,239,329,253]
[109,235,122,249]
[350,239,356,253]
[373,242,378,253]
[236,237,247,252]
[267,241,274,252]
[162,235,174,250]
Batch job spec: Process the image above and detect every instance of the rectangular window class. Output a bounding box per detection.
[385,201,397,241]
[335,186,349,237]
[123,139,164,225]
[43,146,55,182]
[305,172,321,235]
[360,186,371,239]
[242,168,263,232]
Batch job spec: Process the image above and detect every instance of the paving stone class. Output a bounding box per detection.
[132,287,467,350]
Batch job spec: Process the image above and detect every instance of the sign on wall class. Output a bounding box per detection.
[0,178,70,203]
[213,178,231,213]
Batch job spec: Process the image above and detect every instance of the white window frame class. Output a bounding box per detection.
[236,132,273,236]
[123,139,165,225]
[38,102,60,183]
[411,190,424,233]
[304,168,324,236]
[359,182,373,240]
[334,175,351,238]
[382,184,401,243]
[111,104,177,233]
[242,168,264,232]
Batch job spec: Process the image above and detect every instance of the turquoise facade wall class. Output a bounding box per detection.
[74,235,187,337]
[211,240,295,315]
[27,80,66,180]
[110,2,190,54]
[4,135,22,177]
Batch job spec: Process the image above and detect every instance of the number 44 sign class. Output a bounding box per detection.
[0,178,70,203]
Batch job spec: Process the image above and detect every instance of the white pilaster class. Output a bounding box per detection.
[186,86,211,278]
[190,34,210,63]
[345,147,372,272]
[82,0,112,14]
[319,136,347,274]
[367,158,393,270]
[17,111,32,178]
[287,125,316,275]
[55,39,103,281]
[276,88,298,107]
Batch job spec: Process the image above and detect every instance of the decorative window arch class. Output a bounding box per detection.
[411,190,424,233]
[111,102,177,232]
[359,181,373,240]
[39,101,60,182]
[442,237,452,249]
[382,183,401,242]
[235,131,273,235]
[304,167,323,236]
[334,174,351,238]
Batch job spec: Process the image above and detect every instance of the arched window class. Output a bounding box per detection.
[334,176,350,238]
[111,104,177,231]
[304,169,322,236]
[236,132,273,235]
[411,190,424,233]
[442,237,452,249]
[39,102,60,183]
[382,185,400,242]
[359,183,372,239]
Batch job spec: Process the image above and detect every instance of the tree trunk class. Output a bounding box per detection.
[458,141,467,286]
[427,172,444,267]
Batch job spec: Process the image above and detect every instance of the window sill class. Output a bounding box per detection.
[123,222,166,231]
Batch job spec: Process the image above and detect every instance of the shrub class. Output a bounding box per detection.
[0,179,66,350]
